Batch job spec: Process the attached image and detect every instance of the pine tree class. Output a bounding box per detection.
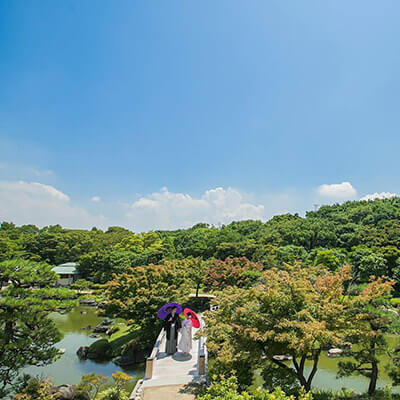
[0,259,76,395]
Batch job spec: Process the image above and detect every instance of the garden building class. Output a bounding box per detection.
[52,262,79,286]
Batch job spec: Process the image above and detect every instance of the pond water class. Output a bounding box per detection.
[22,307,399,393]
[255,335,400,393]
[22,306,144,386]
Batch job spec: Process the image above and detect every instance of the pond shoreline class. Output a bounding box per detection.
[21,306,145,387]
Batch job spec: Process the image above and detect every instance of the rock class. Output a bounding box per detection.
[328,348,343,356]
[58,348,66,354]
[113,356,136,366]
[79,298,98,307]
[273,355,292,361]
[99,318,114,326]
[90,333,100,338]
[93,325,109,333]
[87,339,113,360]
[77,345,89,359]
[52,384,75,400]
[112,350,146,367]
[121,339,146,363]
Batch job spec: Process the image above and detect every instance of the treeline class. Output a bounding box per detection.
[2,197,400,286]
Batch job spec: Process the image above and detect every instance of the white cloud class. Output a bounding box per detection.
[317,182,357,199]
[360,192,398,201]
[126,186,265,231]
[0,180,107,229]
[91,196,101,202]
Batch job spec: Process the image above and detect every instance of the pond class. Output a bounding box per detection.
[22,307,399,393]
[22,306,144,386]
[254,335,400,393]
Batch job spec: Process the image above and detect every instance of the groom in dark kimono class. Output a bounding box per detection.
[164,306,181,355]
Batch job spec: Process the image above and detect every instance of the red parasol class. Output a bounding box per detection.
[184,308,200,328]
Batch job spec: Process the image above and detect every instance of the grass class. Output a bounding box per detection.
[108,324,136,356]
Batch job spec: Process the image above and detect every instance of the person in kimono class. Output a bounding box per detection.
[178,312,193,355]
[163,306,182,355]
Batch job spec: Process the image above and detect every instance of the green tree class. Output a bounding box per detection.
[204,264,353,391]
[312,249,341,271]
[338,277,397,395]
[357,254,388,283]
[276,245,307,266]
[0,259,76,394]
[103,261,188,348]
[186,257,208,297]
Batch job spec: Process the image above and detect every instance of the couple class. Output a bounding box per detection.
[163,306,192,355]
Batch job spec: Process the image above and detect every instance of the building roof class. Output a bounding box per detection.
[52,262,79,275]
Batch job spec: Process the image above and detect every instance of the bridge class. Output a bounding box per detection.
[130,318,207,400]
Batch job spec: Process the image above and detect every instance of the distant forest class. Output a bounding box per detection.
[1,197,400,289]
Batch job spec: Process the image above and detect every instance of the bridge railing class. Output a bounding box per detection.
[198,317,207,376]
[145,328,165,379]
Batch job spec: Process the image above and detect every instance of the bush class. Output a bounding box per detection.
[70,279,92,291]
[96,387,129,400]
[88,339,112,359]
[197,375,313,400]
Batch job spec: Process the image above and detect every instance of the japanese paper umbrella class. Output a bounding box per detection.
[184,308,200,328]
[157,303,182,320]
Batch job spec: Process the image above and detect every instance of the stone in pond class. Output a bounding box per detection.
[328,348,343,356]
[76,345,89,359]
[79,298,98,307]
[273,355,292,361]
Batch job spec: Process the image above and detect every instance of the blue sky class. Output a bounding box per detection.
[1,1,400,231]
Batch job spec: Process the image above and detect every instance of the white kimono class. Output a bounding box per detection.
[178,318,192,353]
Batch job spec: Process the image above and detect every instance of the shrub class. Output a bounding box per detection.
[70,279,92,291]
[197,375,313,400]
[96,387,129,400]
[88,339,112,359]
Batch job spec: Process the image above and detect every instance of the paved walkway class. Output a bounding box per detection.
[142,384,198,400]
[144,327,201,388]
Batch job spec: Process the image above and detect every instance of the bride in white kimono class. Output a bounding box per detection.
[178,313,193,354]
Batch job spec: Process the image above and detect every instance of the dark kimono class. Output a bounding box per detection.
[163,313,182,354]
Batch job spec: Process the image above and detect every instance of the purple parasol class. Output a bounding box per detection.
[157,303,182,320]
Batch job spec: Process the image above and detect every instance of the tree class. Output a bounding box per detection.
[312,249,341,271]
[186,257,208,297]
[276,245,307,266]
[338,277,397,395]
[0,259,76,394]
[357,254,388,283]
[204,257,263,292]
[204,264,353,391]
[103,261,188,348]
